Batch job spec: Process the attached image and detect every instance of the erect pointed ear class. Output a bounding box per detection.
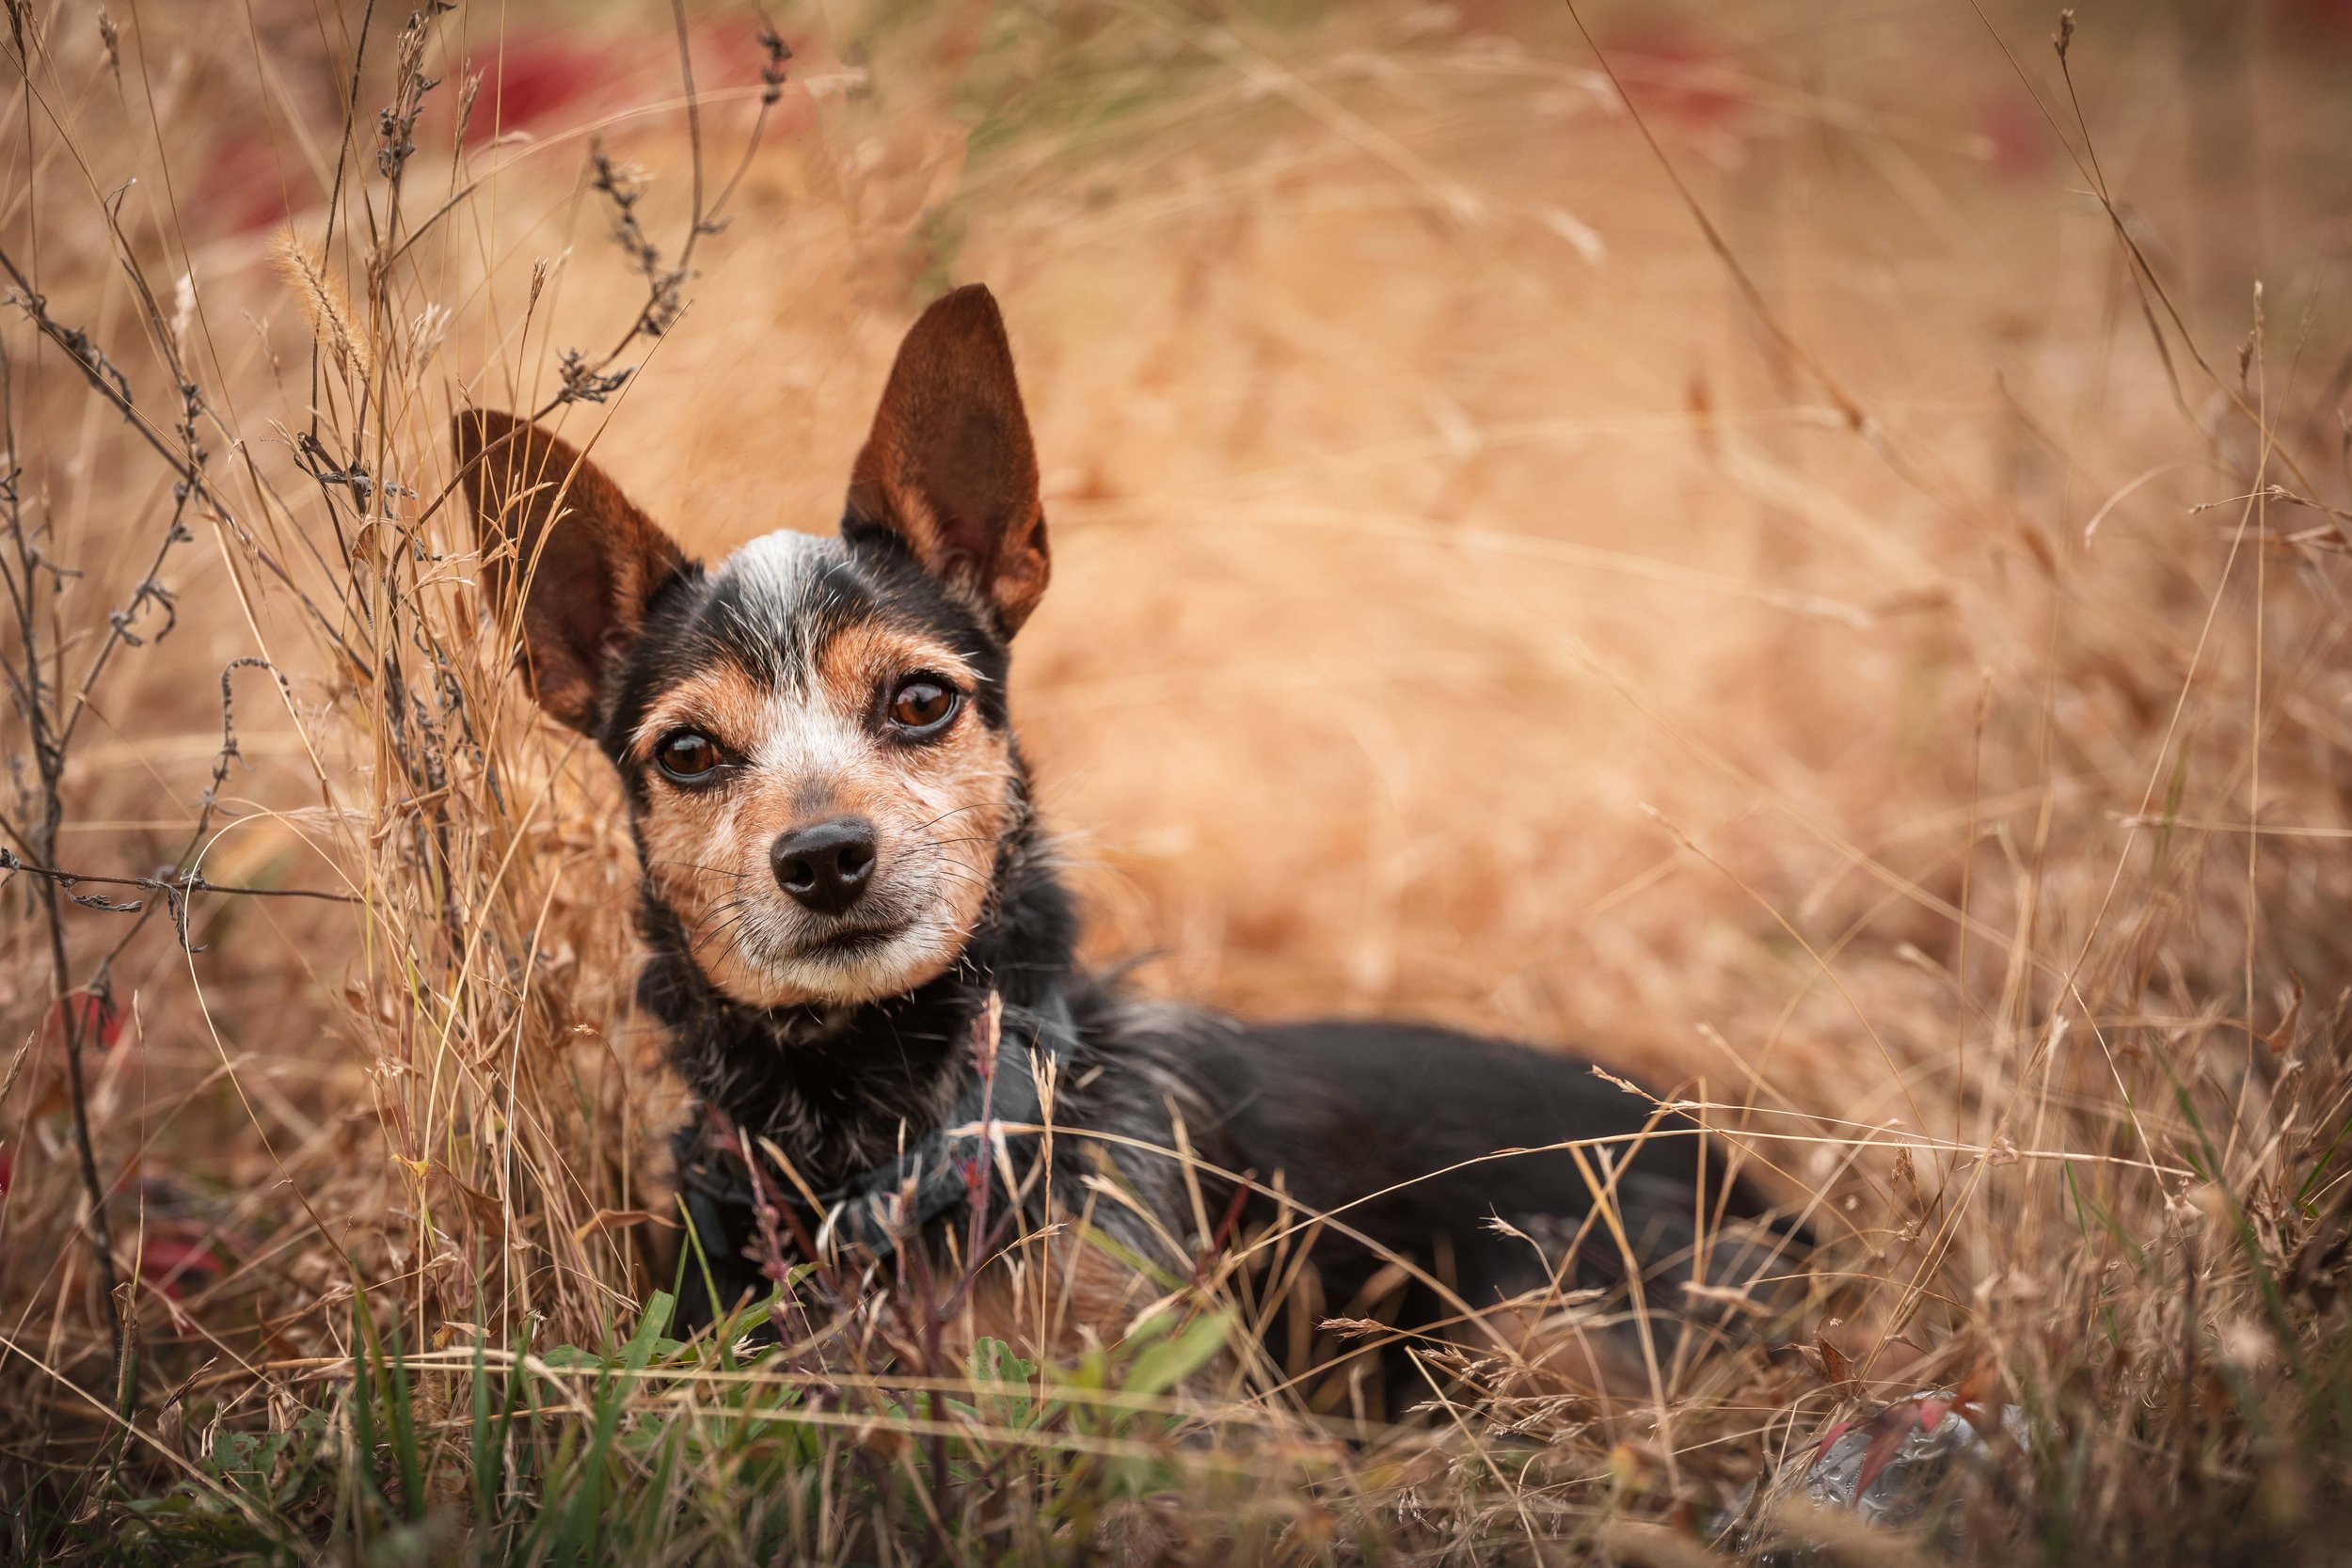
[846,284,1050,637]
[453,409,687,735]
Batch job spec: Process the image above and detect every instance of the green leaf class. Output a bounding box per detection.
[624,1291,676,1371]
[970,1336,1038,1386]
[1121,1309,1229,1398]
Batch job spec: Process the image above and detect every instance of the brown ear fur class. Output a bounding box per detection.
[453,410,685,734]
[847,284,1049,636]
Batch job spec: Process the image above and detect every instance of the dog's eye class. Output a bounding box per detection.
[657,730,724,782]
[886,677,959,734]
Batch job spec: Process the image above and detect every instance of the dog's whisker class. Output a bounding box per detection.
[647,857,753,880]
[903,803,986,835]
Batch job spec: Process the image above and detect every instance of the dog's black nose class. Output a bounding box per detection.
[771,816,878,915]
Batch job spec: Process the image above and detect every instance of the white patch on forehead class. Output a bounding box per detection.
[714,529,841,681]
[724,527,832,593]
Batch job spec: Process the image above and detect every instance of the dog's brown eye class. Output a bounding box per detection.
[658,730,723,781]
[887,677,959,734]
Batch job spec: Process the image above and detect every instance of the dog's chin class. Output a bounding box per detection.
[729,920,963,1009]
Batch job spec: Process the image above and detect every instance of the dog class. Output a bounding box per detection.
[453,284,1804,1407]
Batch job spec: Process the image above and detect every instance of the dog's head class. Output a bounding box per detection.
[454,285,1050,1009]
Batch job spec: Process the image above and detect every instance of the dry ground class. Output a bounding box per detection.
[4,0,2351,1561]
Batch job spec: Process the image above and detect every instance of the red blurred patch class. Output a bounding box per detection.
[48,992,123,1052]
[22,994,131,1119]
[139,1237,223,1294]
[140,1227,228,1338]
[186,22,803,236]
[2277,0,2352,40]
[0,1146,13,1200]
[684,16,782,91]
[1599,21,1755,140]
[194,135,293,237]
[468,34,612,142]
[463,24,794,142]
[1978,96,2049,182]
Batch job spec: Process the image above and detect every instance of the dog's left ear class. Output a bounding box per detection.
[846,284,1049,637]
[453,409,687,735]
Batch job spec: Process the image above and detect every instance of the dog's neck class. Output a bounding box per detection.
[634,825,1079,1183]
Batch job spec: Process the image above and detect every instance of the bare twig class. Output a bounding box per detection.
[535,12,791,416]
[0,321,124,1386]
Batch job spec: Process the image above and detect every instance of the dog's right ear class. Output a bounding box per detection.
[846,284,1049,638]
[453,410,686,735]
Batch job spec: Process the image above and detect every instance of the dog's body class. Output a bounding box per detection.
[456,285,1802,1398]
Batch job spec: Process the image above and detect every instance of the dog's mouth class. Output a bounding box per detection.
[794,922,912,961]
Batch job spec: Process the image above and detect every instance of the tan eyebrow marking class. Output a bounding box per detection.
[815,623,980,709]
[628,664,771,762]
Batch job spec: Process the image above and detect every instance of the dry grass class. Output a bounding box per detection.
[3,0,2350,1561]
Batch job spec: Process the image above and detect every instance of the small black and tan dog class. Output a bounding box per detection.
[454,285,1802,1398]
